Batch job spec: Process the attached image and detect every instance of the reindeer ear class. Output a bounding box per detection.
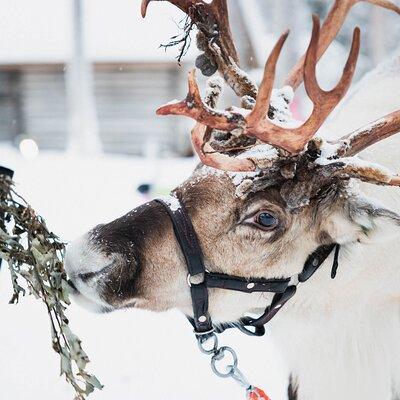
[323,196,400,245]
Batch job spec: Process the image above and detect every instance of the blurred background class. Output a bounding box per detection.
[0,0,399,158]
[1,1,400,399]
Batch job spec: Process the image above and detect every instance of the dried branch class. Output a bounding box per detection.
[141,0,258,98]
[159,15,195,64]
[0,174,102,399]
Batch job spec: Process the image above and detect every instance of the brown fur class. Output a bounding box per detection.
[83,170,348,314]
[69,166,400,320]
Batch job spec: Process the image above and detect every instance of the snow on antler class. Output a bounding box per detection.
[158,16,360,157]
[145,0,400,187]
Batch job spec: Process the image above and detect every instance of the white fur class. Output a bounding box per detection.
[268,232,400,399]
[266,54,400,399]
[65,232,116,311]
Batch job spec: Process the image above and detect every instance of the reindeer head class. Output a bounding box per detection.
[65,0,400,325]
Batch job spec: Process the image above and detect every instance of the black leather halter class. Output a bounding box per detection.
[155,197,340,337]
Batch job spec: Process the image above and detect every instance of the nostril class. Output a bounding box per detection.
[66,279,80,295]
[67,279,77,291]
[78,270,99,282]
[77,261,115,282]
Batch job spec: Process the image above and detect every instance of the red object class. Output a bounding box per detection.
[247,387,271,400]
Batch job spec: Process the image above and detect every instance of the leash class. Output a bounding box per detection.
[155,196,340,399]
[197,330,271,399]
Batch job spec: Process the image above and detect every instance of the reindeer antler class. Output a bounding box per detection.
[146,0,400,190]
[333,110,400,157]
[314,110,400,187]
[285,0,400,89]
[158,16,360,156]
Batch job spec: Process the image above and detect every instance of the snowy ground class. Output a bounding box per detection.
[0,145,287,400]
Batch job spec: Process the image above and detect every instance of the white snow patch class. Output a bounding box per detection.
[319,140,343,158]
[205,76,224,104]
[165,98,180,105]
[198,165,226,178]
[238,144,278,160]
[316,156,394,181]
[278,85,295,103]
[229,170,260,186]
[198,164,259,189]
[159,194,181,211]
[229,106,251,118]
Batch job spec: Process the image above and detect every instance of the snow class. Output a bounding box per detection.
[159,194,181,212]
[316,156,394,182]
[0,145,287,400]
[238,144,279,160]
[205,76,224,105]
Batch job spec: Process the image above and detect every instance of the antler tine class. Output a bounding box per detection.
[158,19,359,155]
[284,0,400,90]
[156,31,292,146]
[301,16,360,131]
[320,158,400,186]
[247,31,290,126]
[304,16,360,105]
[332,110,400,157]
[156,69,245,131]
[191,123,256,172]
[243,16,359,154]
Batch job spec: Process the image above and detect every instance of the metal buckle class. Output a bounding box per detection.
[187,272,205,287]
[194,327,215,336]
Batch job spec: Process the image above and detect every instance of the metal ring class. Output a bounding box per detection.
[211,346,238,378]
[197,333,218,355]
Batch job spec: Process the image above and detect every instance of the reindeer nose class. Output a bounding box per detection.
[65,231,111,277]
[64,232,91,278]
[65,231,118,313]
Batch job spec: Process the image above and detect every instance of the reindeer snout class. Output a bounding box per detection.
[65,232,120,312]
[65,221,141,313]
[65,231,112,278]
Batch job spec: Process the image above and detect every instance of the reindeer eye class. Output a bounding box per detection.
[254,212,279,230]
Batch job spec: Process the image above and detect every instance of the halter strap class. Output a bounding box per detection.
[154,197,340,337]
[154,198,213,334]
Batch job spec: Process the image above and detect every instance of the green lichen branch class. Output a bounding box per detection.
[0,174,103,399]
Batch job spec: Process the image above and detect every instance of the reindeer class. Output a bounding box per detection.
[65,1,400,399]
